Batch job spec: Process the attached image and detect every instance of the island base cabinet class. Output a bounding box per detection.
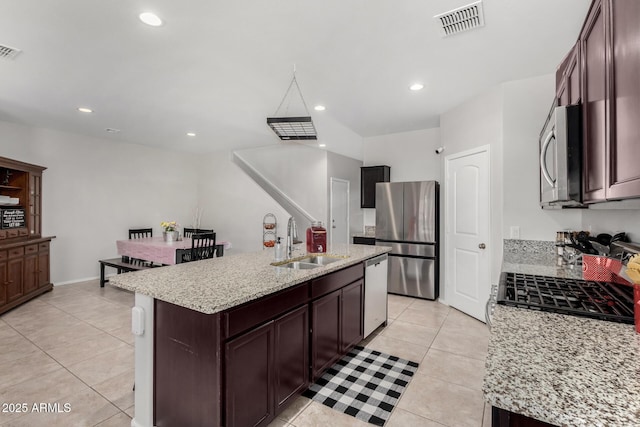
[154,300,222,427]
[341,280,364,353]
[225,305,309,427]
[492,406,556,427]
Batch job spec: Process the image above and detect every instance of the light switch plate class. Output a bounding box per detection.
[510,226,520,239]
[131,306,145,336]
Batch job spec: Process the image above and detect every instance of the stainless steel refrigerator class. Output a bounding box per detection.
[375,181,439,300]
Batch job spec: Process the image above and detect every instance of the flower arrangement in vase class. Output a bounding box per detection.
[161,221,179,242]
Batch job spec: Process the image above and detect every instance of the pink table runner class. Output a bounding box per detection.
[116,237,231,265]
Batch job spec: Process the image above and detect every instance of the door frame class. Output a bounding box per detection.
[443,144,492,312]
[329,177,350,248]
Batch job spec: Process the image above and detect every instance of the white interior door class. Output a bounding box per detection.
[444,146,491,321]
[330,178,349,248]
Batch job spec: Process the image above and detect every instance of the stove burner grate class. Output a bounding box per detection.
[497,272,634,324]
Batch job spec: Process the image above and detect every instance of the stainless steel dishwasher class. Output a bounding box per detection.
[364,254,388,338]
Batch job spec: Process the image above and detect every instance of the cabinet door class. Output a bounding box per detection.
[0,261,7,307]
[311,289,342,380]
[37,251,50,288]
[29,173,42,236]
[225,321,274,427]
[567,46,581,105]
[23,254,38,294]
[606,0,640,199]
[274,305,309,412]
[341,280,364,353]
[6,257,24,302]
[361,166,390,208]
[581,0,608,202]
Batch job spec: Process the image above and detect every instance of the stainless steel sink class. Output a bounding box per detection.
[278,261,320,270]
[298,255,343,266]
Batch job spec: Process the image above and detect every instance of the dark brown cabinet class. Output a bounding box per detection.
[361,166,390,208]
[311,289,342,379]
[353,236,376,245]
[556,43,581,106]
[0,156,53,315]
[573,0,640,202]
[341,280,364,352]
[492,406,556,427]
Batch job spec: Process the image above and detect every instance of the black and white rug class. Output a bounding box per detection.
[303,346,419,426]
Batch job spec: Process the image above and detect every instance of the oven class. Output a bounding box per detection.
[496,272,635,324]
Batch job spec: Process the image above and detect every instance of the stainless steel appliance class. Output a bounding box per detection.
[364,254,388,338]
[497,272,634,324]
[375,181,439,299]
[539,103,583,208]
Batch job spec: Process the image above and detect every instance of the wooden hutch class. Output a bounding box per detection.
[0,156,54,315]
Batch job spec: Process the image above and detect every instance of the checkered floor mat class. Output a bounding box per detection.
[303,346,419,426]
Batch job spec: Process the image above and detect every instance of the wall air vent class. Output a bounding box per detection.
[434,1,485,37]
[0,44,21,60]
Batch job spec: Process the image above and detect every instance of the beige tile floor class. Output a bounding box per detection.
[0,283,491,427]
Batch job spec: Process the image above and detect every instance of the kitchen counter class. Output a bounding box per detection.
[484,239,640,426]
[109,243,390,314]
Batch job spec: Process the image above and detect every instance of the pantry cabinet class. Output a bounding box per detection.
[0,156,53,315]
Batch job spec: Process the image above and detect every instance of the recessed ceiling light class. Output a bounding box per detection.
[186,132,196,137]
[77,107,93,113]
[314,105,326,111]
[409,83,424,91]
[139,12,163,26]
[318,143,326,148]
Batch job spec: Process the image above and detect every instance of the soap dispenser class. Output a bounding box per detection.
[274,237,284,261]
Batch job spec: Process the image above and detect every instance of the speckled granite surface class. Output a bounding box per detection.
[484,305,640,427]
[109,243,390,314]
[486,239,640,426]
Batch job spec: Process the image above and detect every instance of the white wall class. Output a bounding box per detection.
[197,150,290,253]
[361,128,441,226]
[326,151,364,237]
[502,74,582,240]
[0,120,199,284]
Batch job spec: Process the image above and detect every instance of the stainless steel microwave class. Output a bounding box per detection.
[539,103,583,208]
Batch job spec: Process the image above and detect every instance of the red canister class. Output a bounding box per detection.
[306,221,327,253]
[635,284,640,334]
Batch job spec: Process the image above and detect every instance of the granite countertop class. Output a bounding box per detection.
[485,239,640,426]
[109,243,390,315]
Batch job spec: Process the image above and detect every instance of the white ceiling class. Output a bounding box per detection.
[0,0,591,155]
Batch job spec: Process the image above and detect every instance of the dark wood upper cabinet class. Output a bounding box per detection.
[556,43,581,106]
[570,0,640,202]
[361,166,390,208]
[606,0,640,199]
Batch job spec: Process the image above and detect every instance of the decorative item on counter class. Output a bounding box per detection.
[263,213,277,249]
[582,254,628,284]
[625,254,640,333]
[161,221,179,242]
[306,221,327,253]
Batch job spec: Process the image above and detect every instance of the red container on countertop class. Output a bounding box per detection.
[306,221,327,253]
[635,284,640,334]
[582,255,629,285]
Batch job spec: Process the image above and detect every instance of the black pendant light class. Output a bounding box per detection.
[267,68,317,141]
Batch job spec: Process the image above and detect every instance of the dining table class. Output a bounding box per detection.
[116,236,231,265]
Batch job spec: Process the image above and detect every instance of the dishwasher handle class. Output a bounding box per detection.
[366,254,388,268]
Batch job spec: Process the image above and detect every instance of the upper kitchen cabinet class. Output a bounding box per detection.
[360,166,390,208]
[576,0,640,202]
[556,42,581,107]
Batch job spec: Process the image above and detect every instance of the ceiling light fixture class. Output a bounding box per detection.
[409,83,424,91]
[77,107,93,113]
[139,12,163,27]
[314,105,326,111]
[318,143,326,148]
[105,128,120,133]
[186,132,196,137]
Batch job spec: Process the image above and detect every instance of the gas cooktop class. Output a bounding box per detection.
[497,272,635,324]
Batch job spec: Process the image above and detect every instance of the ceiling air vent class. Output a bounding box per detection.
[434,1,485,37]
[0,44,21,60]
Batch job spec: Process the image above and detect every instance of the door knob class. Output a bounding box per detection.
[479,243,486,249]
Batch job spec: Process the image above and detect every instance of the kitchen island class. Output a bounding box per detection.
[109,243,390,427]
[485,240,640,427]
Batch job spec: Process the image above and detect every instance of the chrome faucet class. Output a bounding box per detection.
[286,216,298,259]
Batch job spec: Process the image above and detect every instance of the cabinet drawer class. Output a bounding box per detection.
[0,250,6,261]
[8,246,24,258]
[25,244,38,254]
[7,229,19,238]
[223,283,309,338]
[39,242,50,252]
[18,228,29,237]
[0,230,6,240]
[311,263,364,299]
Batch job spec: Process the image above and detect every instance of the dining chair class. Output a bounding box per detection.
[183,228,214,238]
[129,228,153,239]
[181,232,216,263]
